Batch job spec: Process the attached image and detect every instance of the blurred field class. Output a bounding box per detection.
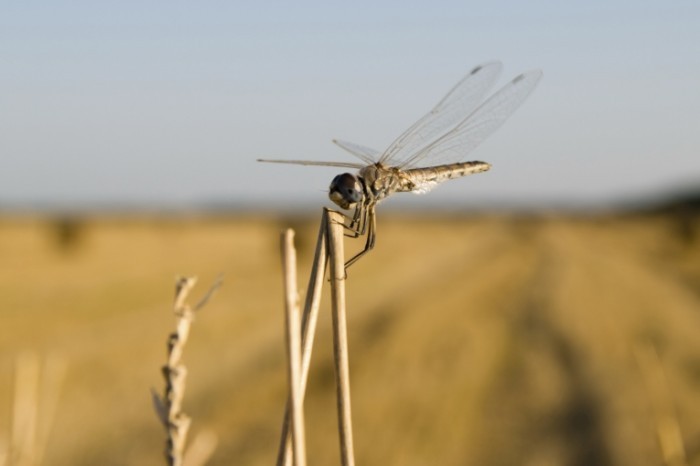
[1,210,700,465]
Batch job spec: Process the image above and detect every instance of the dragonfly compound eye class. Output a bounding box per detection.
[329,173,363,209]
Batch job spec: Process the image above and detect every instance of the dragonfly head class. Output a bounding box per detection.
[329,173,363,210]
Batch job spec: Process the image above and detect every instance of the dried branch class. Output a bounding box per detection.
[153,276,221,466]
[281,229,307,466]
[326,209,356,466]
[277,214,328,466]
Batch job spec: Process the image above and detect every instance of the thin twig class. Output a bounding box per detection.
[182,430,219,466]
[193,274,224,312]
[154,276,221,466]
[276,209,356,465]
[326,209,356,466]
[11,352,39,466]
[281,229,307,466]
[277,214,329,466]
[34,353,67,466]
[7,351,66,466]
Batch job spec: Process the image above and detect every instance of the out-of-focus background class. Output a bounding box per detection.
[1,2,699,465]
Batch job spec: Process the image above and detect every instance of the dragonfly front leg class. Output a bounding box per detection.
[341,203,368,239]
[345,206,376,268]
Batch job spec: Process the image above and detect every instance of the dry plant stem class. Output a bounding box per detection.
[281,229,308,466]
[326,209,356,466]
[277,215,329,466]
[8,352,67,466]
[162,277,197,466]
[11,352,39,466]
[181,430,218,466]
[298,217,329,397]
[35,354,67,466]
[153,276,221,466]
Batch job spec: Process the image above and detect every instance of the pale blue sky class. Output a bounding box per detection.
[1,1,699,209]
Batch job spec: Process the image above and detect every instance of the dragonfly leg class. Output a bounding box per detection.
[345,206,376,269]
[342,204,368,239]
[346,203,363,233]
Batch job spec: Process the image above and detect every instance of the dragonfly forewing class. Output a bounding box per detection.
[379,61,503,167]
[397,69,542,169]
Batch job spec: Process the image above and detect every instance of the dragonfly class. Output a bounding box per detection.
[259,61,542,267]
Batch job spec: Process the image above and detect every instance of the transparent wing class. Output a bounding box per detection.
[257,158,365,169]
[396,70,542,169]
[332,139,380,165]
[409,179,441,195]
[378,61,503,167]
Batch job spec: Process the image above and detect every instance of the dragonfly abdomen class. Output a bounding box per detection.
[402,161,491,194]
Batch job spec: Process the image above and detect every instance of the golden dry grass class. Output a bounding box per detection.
[1,211,699,465]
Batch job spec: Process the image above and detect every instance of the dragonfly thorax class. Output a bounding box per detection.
[329,173,364,210]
